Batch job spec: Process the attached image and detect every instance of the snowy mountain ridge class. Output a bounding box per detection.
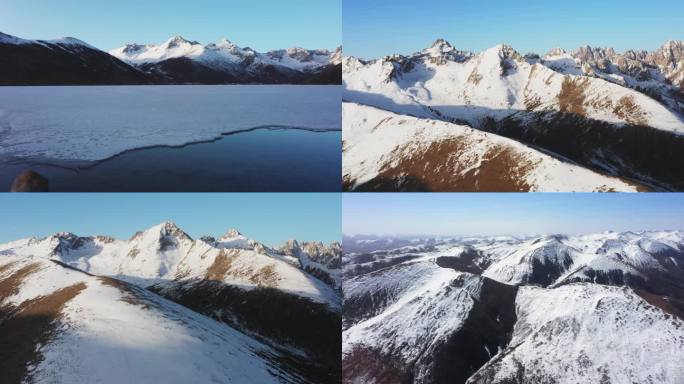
[0,221,341,307]
[343,39,684,191]
[1,222,343,383]
[0,31,341,85]
[342,230,684,383]
[110,35,340,72]
[0,252,320,383]
[343,102,642,192]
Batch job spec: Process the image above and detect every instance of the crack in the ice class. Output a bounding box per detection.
[1,125,341,173]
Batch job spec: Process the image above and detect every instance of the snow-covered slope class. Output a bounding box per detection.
[343,102,640,191]
[343,39,684,190]
[342,230,684,383]
[2,221,339,308]
[344,40,684,132]
[0,255,310,384]
[468,284,684,384]
[1,222,342,383]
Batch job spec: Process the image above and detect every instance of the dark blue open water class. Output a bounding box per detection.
[0,128,341,192]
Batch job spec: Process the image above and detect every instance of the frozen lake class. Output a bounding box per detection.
[0,85,341,191]
[0,128,341,192]
[0,85,340,161]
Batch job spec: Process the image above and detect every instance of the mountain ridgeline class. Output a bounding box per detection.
[342,231,684,384]
[0,222,342,384]
[343,39,684,191]
[0,32,341,85]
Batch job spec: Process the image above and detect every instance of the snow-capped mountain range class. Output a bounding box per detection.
[0,31,341,85]
[109,35,342,84]
[0,222,341,383]
[110,35,340,70]
[343,39,684,191]
[342,230,684,383]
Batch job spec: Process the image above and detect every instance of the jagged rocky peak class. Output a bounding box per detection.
[94,235,116,244]
[572,45,618,63]
[545,47,568,57]
[653,40,684,68]
[429,38,456,52]
[128,221,191,243]
[331,46,343,64]
[122,43,145,53]
[164,35,199,48]
[421,38,472,63]
[278,239,302,256]
[158,220,190,237]
[498,43,523,61]
[52,231,78,240]
[222,228,243,238]
[286,46,314,61]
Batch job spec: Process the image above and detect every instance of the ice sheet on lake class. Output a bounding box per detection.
[0,85,340,161]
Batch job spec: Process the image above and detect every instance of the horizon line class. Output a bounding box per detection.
[348,37,683,60]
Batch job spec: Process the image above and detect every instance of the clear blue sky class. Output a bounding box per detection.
[0,193,340,246]
[343,193,684,237]
[0,0,340,51]
[344,0,684,59]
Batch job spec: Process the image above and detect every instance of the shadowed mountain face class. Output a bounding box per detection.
[342,231,684,384]
[0,33,150,85]
[0,32,341,85]
[343,39,684,191]
[0,222,342,384]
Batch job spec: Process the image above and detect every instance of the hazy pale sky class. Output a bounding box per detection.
[343,0,684,59]
[343,193,684,237]
[0,193,341,246]
[0,0,341,51]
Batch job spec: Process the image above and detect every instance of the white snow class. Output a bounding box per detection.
[343,102,639,192]
[343,260,479,364]
[343,230,684,383]
[109,36,336,72]
[343,43,684,134]
[471,283,684,384]
[2,222,340,309]
[0,256,304,384]
[0,85,340,161]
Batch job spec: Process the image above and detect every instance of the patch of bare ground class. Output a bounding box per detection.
[558,76,590,116]
[0,282,86,384]
[343,346,413,384]
[612,95,647,125]
[525,95,543,111]
[205,249,237,281]
[468,69,483,85]
[355,137,535,192]
[127,248,140,259]
[544,73,555,85]
[0,260,19,275]
[97,276,151,309]
[0,263,42,303]
[523,65,543,111]
[342,175,356,191]
[635,289,684,320]
[204,249,278,286]
[249,264,279,287]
